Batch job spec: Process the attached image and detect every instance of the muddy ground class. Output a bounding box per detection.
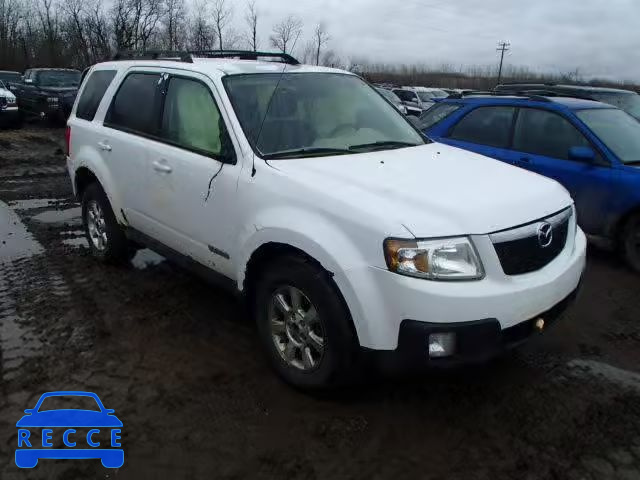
[0,126,639,480]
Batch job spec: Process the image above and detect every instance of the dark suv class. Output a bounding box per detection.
[495,83,640,120]
[15,68,81,123]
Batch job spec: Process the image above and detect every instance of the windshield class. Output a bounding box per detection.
[0,72,21,84]
[0,80,6,90]
[577,108,640,163]
[37,70,80,87]
[589,92,640,120]
[224,73,424,158]
[376,87,402,105]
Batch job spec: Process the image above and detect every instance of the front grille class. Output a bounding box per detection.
[490,208,571,275]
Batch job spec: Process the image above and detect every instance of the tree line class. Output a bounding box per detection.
[0,0,339,71]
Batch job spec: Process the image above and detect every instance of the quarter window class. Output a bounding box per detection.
[513,108,591,160]
[106,73,161,135]
[160,77,231,158]
[76,70,116,121]
[418,103,462,130]
[449,106,515,148]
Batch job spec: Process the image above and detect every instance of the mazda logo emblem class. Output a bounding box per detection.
[537,222,553,248]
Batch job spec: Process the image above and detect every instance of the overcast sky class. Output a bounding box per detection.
[250,0,640,81]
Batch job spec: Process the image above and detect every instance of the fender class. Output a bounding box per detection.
[72,144,127,226]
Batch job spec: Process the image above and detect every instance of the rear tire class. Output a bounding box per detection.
[621,213,640,273]
[82,183,133,264]
[254,254,358,389]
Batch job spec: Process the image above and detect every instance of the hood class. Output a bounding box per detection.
[0,87,15,100]
[268,143,573,237]
[16,409,123,427]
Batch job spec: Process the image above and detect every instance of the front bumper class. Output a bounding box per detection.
[336,227,586,351]
[0,106,20,122]
[365,283,580,370]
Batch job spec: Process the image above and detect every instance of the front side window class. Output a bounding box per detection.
[418,103,462,130]
[161,77,231,158]
[513,108,591,160]
[577,108,640,164]
[76,70,116,121]
[224,73,424,158]
[106,73,161,135]
[36,70,80,87]
[449,106,515,148]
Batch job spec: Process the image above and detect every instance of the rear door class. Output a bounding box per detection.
[140,71,240,276]
[100,70,163,231]
[438,106,517,163]
[509,107,614,233]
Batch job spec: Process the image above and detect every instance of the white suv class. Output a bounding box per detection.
[66,52,586,388]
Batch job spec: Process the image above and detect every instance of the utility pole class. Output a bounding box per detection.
[496,41,510,85]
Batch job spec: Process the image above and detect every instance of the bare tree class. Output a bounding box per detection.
[189,0,212,51]
[313,22,329,66]
[243,0,258,51]
[163,0,186,50]
[211,0,231,51]
[269,15,302,55]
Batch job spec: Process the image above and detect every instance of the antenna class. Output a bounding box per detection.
[251,62,289,177]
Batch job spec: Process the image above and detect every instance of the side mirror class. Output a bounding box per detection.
[568,146,596,163]
[105,409,115,414]
[24,409,34,414]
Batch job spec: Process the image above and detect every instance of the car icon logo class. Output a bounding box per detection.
[537,222,553,248]
[15,391,124,469]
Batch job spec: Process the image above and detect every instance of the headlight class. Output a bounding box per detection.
[383,237,484,280]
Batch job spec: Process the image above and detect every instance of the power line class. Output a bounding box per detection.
[496,41,510,85]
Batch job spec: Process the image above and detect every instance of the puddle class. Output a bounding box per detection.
[62,237,88,247]
[131,249,165,270]
[8,198,62,210]
[567,359,640,393]
[0,200,44,262]
[31,207,81,226]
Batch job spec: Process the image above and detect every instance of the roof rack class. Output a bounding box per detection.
[111,49,300,65]
[188,50,300,65]
[112,50,193,62]
[447,90,556,102]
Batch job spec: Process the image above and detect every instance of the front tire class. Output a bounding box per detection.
[254,255,357,389]
[621,213,640,273]
[82,183,132,264]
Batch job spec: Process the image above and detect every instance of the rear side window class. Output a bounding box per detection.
[76,70,116,121]
[106,73,161,135]
[418,103,462,130]
[512,108,591,160]
[160,77,231,158]
[449,106,515,148]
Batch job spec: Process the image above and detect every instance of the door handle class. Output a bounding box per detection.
[97,141,112,152]
[152,160,172,173]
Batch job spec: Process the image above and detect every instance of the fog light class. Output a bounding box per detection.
[428,332,456,358]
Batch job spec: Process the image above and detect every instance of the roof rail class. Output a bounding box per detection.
[112,50,193,62]
[447,90,555,102]
[189,50,300,65]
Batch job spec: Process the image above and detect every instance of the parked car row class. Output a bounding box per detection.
[0,67,81,127]
[67,50,586,389]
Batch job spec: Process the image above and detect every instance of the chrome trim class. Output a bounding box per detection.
[489,207,572,244]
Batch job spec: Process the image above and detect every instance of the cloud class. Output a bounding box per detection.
[249,0,640,81]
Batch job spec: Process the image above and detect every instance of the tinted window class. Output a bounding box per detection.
[577,108,640,163]
[106,73,160,135]
[76,70,116,121]
[161,77,231,158]
[449,106,515,147]
[513,108,591,160]
[35,70,80,87]
[419,103,462,129]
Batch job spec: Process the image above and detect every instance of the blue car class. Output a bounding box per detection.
[420,94,640,271]
[15,391,123,468]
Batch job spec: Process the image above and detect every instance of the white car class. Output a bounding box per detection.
[66,52,586,389]
[0,80,20,127]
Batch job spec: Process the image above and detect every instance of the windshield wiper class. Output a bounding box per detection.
[262,147,352,160]
[348,141,421,152]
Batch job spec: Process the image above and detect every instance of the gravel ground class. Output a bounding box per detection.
[1,126,639,480]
